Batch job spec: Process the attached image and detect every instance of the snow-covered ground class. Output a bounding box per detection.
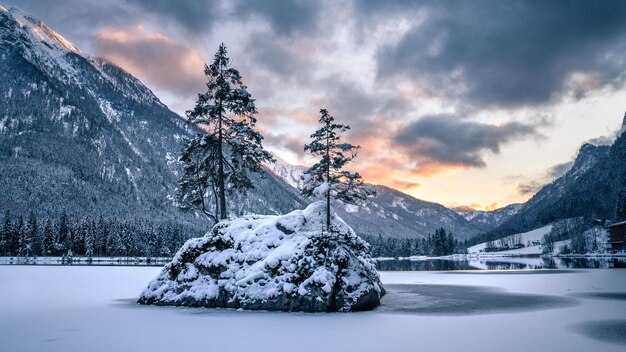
[1,266,625,351]
[0,256,172,266]
[467,224,553,255]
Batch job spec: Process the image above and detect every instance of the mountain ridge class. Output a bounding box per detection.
[265,158,489,239]
[0,6,306,234]
[454,203,524,231]
[484,120,625,239]
[1,6,520,241]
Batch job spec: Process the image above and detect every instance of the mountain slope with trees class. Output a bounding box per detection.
[0,7,305,237]
[265,158,483,239]
[0,6,489,257]
[453,204,523,231]
[485,115,626,239]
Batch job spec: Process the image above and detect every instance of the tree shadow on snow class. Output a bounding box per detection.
[441,269,584,275]
[570,320,626,346]
[378,284,578,316]
[569,292,626,301]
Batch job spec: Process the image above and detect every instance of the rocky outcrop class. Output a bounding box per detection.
[138,202,385,312]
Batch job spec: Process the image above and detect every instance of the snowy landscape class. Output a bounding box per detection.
[2,1,626,351]
[1,266,625,351]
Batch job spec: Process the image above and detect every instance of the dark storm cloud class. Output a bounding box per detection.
[243,33,312,84]
[5,0,133,39]
[236,0,322,36]
[516,161,573,195]
[546,161,573,179]
[263,132,308,158]
[375,0,626,108]
[517,180,543,196]
[9,0,321,37]
[393,114,540,171]
[317,78,414,132]
[126,0,218,32]
[128,0,322,36]
[321,79,379,124]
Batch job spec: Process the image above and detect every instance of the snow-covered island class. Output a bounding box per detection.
[138,201,385,312]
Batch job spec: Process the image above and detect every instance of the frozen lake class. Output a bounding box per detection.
[1,266,625,352]
[376,256,626,271]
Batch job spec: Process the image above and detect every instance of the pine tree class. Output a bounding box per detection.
[446,230,455,255]
[106,230,125,257]
[84,222,95,258]
[145,229,158,257]
[178,43,273,221]
[72,219,87,255]
[20,212,37,257]
[56,211,69,255]
[11,215,24,256]
[90,218,99,256]
[617,188,626,221]
[96,216,108,256]
[302,109,367,230]
[120,225,134,257]
[1,210,11,256]
[154,225,166,257]
[177,136,221,220]
[42,219,54,256]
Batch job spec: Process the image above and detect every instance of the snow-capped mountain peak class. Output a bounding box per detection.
[264,157,488,238]
[0,5,317,234]
[263,155,306,189]
[486,113,625,238]
[454,203,523,230]
[5,6,82,54]
[0,6,88,82]
[1,6,165,106]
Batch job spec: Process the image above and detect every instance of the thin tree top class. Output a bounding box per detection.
[187,43,257,129]
[302,108,366,205]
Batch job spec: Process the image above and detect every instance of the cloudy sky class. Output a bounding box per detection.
[7,0,626,210]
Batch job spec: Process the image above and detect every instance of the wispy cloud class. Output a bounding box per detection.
[516,161,574,195]
[93,25,206,98]
[393,114,543,174]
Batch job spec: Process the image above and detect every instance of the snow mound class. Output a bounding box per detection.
[138,201,385,312]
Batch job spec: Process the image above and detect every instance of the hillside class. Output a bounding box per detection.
[266,159,482,239]
[454,203,523,231]
[486,113,626,238]
[467,225,553,255]
[0,6,305,232]
[494,142,619,234]
[0,6,485,241]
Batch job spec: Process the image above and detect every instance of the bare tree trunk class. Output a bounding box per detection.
[326,181,331,230]
[325,122,331,231]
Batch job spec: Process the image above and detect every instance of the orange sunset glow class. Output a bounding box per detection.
[10,0,626,211]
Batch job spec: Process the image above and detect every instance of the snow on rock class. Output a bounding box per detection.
[138,201,385,312]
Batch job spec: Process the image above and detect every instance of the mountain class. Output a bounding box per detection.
[265,158,482,239]
[0,6,304,232]
[0,6,483,240]
[336,184,482,239]
[487,115,626,237]
[453,203,523,231]
[263,155,306,189]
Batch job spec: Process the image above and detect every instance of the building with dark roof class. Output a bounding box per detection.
[607,220,626,251]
